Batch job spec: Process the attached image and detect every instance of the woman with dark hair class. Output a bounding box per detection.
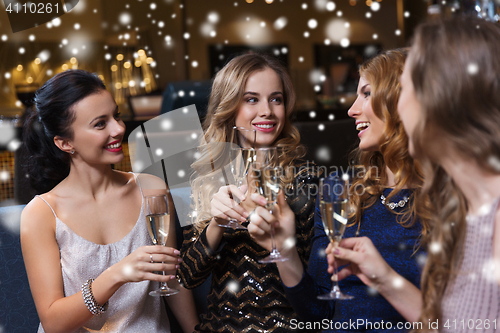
[328,17,500,333]
[177,53,321,332]
[21,69,198,332]
[248,49,431,332]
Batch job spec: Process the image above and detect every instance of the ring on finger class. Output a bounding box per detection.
[150,254,154,263]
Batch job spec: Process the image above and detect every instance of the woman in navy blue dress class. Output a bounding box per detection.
[248,49,430,332]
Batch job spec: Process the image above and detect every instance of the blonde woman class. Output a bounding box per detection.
[177,53,321,332]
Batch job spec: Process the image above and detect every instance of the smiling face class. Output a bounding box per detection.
[68,90,125,165]
[347,77,385,151]
[397,58,423,157]
[234,67,286,148]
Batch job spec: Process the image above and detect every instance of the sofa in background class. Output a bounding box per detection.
[0,203,39,332]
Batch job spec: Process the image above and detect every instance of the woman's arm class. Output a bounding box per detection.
[178,184,251,288]
[164,215,199,332]
[247,192,304,286]
[140,173,200,330]
[165,279,199,332]
[21,199,179,333]
[177,222,222,289]
[21,199,93,333]
[329,237,422,322]
[206,184,249,251]
[248,192,335,321]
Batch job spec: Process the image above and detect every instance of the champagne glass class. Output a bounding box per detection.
[231,126,256,149]
[218,127,256,230]
[145,195,180,297]
[252,147,288,263]
[317,175,354,300]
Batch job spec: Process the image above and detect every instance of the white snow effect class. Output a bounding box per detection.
[325,19,350,43]
[274,17,288,30]
[119,12,132,25]
[227,280,240,293]
[308,19,318,29]
[370,2,381,11]
[316,146,331,161]
[467,62,479,75]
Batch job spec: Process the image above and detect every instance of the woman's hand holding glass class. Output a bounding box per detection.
[247,191,296,255]
[325,236,395,291]
[145,194,180,296]
[318,175,354,300]
[250,147,289,263]
[217,127,256,229]
[113,245,181,284]
[210,184,251,225]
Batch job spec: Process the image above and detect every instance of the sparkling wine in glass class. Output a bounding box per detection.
[252,147,288,263]
[145,195,180,297]
[218,126,256,230]
[318,175,354,300]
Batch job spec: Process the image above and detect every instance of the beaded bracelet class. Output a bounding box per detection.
[81,278,109,316]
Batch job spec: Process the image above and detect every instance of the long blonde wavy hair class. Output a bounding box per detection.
[190,53,304,232]
[348,49,431,236]
[408,17,500,328]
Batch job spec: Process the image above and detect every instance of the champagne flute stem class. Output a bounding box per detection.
[332,262,340,292]
[270,220,277,253]
[330,241,341,294]
[267,206,278,254]
[160,266,168,290]
[159,256,172,291]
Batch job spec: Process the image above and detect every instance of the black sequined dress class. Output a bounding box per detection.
[178,162,321,332]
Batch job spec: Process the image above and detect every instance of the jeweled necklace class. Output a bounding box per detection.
[380,194,409,210]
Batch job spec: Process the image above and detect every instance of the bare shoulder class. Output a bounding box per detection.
[135,172,168,196]
[21,194,57,239]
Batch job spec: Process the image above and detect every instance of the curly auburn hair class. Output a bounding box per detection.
[348,49,431,237]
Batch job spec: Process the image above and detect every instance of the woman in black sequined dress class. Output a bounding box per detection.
[177,53,322,332]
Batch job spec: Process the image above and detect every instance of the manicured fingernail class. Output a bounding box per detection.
[177,258,183,262]
[174,250,180,255]
[243,211,250,218]
[260,198,267,205]
[333,248,340,255]
[175,264,180,269]
[170,275,177,280]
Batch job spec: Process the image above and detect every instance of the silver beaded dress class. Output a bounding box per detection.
[36,173,170,333]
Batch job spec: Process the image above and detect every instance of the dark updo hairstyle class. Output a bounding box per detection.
[22,69,106,193]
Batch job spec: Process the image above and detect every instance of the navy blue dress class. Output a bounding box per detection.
[284,188,424,332]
